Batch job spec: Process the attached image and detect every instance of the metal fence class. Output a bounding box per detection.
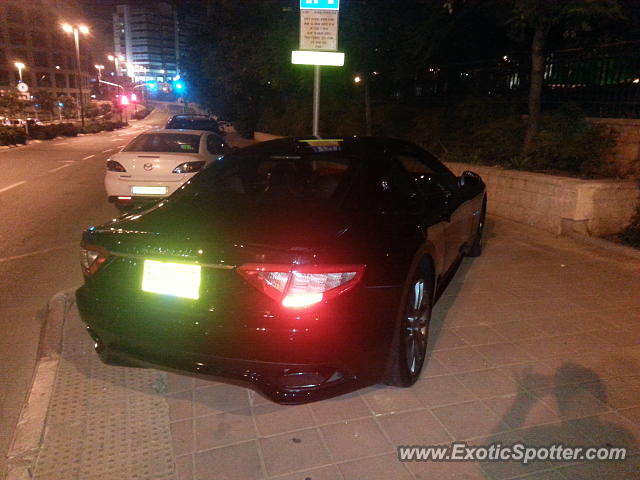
[416,41,640,118]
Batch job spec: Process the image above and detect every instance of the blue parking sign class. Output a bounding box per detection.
[300,0,340,10]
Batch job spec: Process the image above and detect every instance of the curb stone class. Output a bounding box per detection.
[6,290,73,480]
[563,230,640,261]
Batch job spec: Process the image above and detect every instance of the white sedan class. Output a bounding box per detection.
[105,129,228,208]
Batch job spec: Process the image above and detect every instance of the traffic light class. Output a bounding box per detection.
[174,81,184,91]
[147,82,157,90]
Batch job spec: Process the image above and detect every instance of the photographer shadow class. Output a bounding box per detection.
[478,362,640,479]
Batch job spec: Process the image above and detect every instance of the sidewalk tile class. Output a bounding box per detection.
[432,346,491,374]
[194,384,250,417]
[432,400,509,440]
[175,454,193,480]
[405,457,486,479]
[195,408,255,451]
[167,390,193,421]
[270,465,341,480]
[377,409,452,445]
[170,419,194,456]
[455,368,521,399]
[253,404,315,436]
[338,453,413,480]
[413,374,477,407]
[360,385,423,414]
[320,418,392,462]
[260,428,330,477]
[195,440,263,480]
[309,391,371,425]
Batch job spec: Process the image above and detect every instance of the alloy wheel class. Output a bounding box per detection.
[403,278,430,377]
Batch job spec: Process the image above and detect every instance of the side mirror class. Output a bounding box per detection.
[458,170,480,188]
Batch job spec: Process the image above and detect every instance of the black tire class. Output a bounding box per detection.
[383,267,434,387]
[467,197,487,257]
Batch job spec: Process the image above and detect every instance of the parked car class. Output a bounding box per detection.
[104,129,228,208]
[78,137,486,403]
[165,114,222,134]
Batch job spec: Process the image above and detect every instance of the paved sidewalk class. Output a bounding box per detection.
[6,217,640,480]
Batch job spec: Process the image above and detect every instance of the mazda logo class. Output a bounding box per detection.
[143,163,153,171]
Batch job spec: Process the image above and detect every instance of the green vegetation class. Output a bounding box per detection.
[0,121,128,146]
[619,199,640,248]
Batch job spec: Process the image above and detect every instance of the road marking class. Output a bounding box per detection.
[119,145,126,148]
[48,164,71,173]
[101,149,112,153]
[0,242,77,263]
[0,180,26,194]
[82,154,95,160]
[56,142,69,145]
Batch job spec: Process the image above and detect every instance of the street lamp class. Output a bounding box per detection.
[14,62,25,82]
[107,54,124,75]
[94,64,104,81]
[62,23,90,128]
[353,74,372,136]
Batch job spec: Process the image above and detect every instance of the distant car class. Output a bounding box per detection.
[78,136,486,404]
[165,114,222,134]
[104,129,228,208]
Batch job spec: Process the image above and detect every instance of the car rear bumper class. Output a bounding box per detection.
[75,285,402,404]
[104,172,192,200]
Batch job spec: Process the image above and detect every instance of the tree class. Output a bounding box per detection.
[512,0,624,156]
[0,89,26,117]
[33,91,57,118]
[85,102,100,120]
[58,95,77,119]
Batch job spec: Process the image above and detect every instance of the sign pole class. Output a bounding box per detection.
[313,65,321,137]
[297,0,341,137]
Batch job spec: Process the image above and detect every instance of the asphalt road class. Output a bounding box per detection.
[0,110,168,474]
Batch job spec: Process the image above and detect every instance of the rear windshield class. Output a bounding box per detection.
[124,133,200,153]
[167,118,219,132]
[179,152,353,204]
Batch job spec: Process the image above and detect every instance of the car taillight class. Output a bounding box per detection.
[172,161,205,174]
[106,160,126,172]
[237,264,365,308]
[80,244,109,278]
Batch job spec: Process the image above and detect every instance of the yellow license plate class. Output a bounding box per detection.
[142,260,201,299]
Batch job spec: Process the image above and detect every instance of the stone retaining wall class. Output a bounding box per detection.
[446,162,639,236]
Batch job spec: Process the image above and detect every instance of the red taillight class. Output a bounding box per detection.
[172,161,206,174]
[237,264,365,308]
[107,160,126,172]
[80,244,109,278]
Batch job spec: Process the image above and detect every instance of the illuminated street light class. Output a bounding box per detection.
[94,64,104,81]
[14,62,25,82]
[353,73,372,136]
[107,54,124,75]
[61,23,90,127]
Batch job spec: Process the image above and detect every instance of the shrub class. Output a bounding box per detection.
[80,124,104,134]
[28,125,57,140]
[131,108,151,120]
[530,103,617,177]
[619,192,640,249]
[55,123,79,137]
